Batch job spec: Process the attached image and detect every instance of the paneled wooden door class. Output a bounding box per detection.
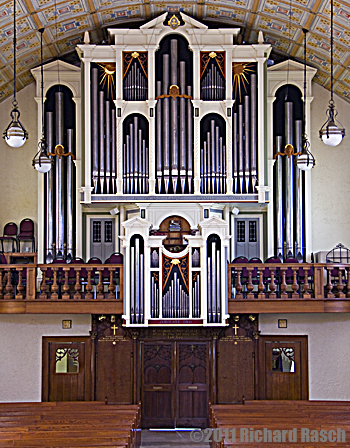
[42,337,91,402]
[258,336,308,400]
[141,341,209,428]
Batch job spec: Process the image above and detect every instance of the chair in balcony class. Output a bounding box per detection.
[104,253,123,298]
[17,219,35,252]
[248,257,263,297]
[283,257,300,298]
[79,257,102,299]
[0,222,18,252]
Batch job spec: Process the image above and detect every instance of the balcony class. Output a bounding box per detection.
[0,260,349,315]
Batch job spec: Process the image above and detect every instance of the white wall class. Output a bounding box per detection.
[0,314,91,402]
[260,313,350,400]
[310,83,350,253]
[0,84,38,237]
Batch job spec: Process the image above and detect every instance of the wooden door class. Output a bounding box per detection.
[258,336,308,400]
[142,342,174,428]
[177,342,208,428]
[42,337,91,401]
[90,218,115,262]
[235,218,260,259]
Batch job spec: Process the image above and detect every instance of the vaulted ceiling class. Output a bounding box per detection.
[1,0,350,103]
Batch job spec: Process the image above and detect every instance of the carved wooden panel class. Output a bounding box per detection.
[177,342,208,428]
[142,342,174,428]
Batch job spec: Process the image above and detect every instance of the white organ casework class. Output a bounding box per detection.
[120,204,230,326]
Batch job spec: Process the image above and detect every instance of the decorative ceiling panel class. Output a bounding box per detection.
[0,0,350,104]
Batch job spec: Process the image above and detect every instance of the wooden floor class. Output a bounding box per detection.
[140,430,209,447]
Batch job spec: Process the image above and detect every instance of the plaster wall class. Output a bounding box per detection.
[0,84,38,239]
[260,313,350,400]
[0,314,91,402]
[310,83,350,253]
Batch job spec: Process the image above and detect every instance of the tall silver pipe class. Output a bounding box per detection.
[145,143,149,193]
[140,253,144,323]
[151,275,155,317]
[233,112,238,193]
[46,112,54,259]
[250,74,257,190]
[285,102,294,257]
[92,68,99,191]
[170,39,178,193]
[162,54,170,193]
[208,257,212,322]
[126,135,130,194]
[139,129,142,193]
[276,136,283,259]
[129,123,134,194]
[134,116,139,194]
[111,108,116,194]
[219,136,223,194]
[215,126,220,193]
[211,120,215,193]
[135,238,140,322]
[156,81,162,192]
[123,143,127,193]
[187,86,193,193]
[105,100,111,194]
[203,141,207,193]
[142,137,146,194]
[238,104,244,193]
[211,242,217,323]
[244,95,250,192]
[130,245,135,323]
[179,61,186,193]
[216,248,221,322]
[55,91,65,254]
[66,129,74,258]
[99,90,105,194]
[295,120,303,260]
[207,132,211,193]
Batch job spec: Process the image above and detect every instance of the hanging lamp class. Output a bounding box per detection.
[319,0,345,146]
[296,29,315,171]
[32,29,53,173]
[3,0,28,148]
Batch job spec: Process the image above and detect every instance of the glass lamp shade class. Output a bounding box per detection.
[4,122,27,148]
[320,124,343,147]
[296,153,314,171]
[33,156,52,173]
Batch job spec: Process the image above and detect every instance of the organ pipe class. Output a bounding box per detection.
[233,112,238,193]
[91,68,98,191]
[66,129,74,258]
[99,90,105,194]
[285,102,294,257]
[179,61,186,193]
[170,39,179,193]
[45,112,54,260]
[238,104,244,193]
[55,91,64,254]
[244,95,250,192]
[275,136,284,260]
[162,54,170,193]
[207,238,221,324]
[295,120,303,260]
[250,74,257,190]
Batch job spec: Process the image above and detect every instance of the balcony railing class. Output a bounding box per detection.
[1,261,350,314]
[228,263,350,300]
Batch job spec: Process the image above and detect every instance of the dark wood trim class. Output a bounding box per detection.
[42,336,92,402]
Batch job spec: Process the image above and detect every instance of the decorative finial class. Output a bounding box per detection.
[258,31,264,44]
[84,31,90,45]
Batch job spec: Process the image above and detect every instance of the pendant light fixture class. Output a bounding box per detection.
[319,0,345,146]
[3,0,28,148]
[32,28,53,173]
[296,28,315,171]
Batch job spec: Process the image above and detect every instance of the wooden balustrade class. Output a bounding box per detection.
[38,264,124,301]
[0,264,36,300]
[228,262,350,301]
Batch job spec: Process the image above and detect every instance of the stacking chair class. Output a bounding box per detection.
[231,256,249,297]
[263,257,282,296]
[0,222,18,252]
[17,219,35,252]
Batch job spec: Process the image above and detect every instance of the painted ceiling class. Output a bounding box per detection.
[1,0,350,103]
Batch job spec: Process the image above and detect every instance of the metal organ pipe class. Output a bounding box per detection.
[162,54,170,193]
[55,91,65,254]
[170,39,178,193]
[285,102,294,257]
[250,74,257,190]
[244,95,250,192]
[99,90,105,194]
[276,136,284,259]
[156,81,162,192]
[238,104,244,193]
[105,100,111,193]
[295,120,303,260]
[91,68,99,191]
[111,108,116,194]
[179,61,186,193]
[187,86,193,193]
[233,112,238,193]
[66,129,74,258]
[46,112,54,259]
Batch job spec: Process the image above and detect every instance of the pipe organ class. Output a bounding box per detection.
[91,65,117,194]
[123,52,148,102]
[274,86,304,260]
[44,87,76,262]
[200,52,225,101]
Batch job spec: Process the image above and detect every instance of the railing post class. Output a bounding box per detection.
[291,267,299,299]
[26,266,36,300]
[96,269,104,300]
[302,268,311,299]
[74,268,82,300]
[336,267,345,298]
[16,268,24,300]
[326,266,335,298]
[258,269,265,299]
[280,268,288,299]
[39,268,48,300]
[51,268,59,300]
[108,267,116,300]
[235,268,243,299]
[62,268,70,300]
[85,268,93,300]
[5,268,14,300]
[247,268,254,299]
[313,265,324,299]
